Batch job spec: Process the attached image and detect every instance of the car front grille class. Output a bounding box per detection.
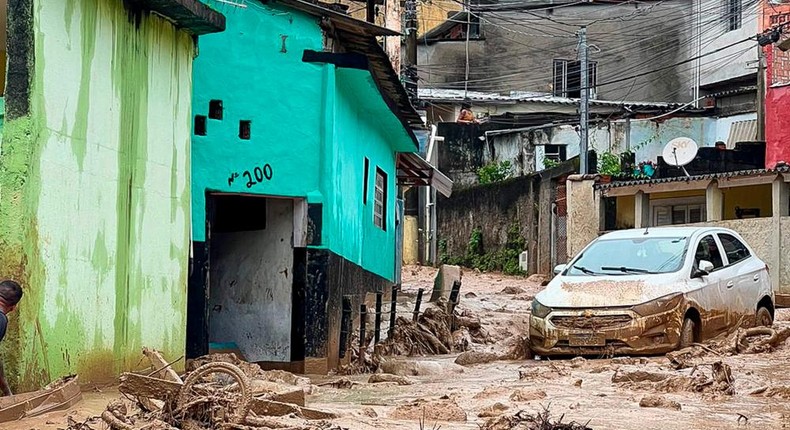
[550,314,633,330]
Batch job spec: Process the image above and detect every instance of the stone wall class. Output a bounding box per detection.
[437,174,538,273]
[566,177,602,259]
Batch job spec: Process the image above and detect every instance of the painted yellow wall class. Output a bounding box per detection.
[403,215,419,265]
[418,0,461,35]
[616,195,635,229]
[722,184,773,220]
[649,190,706,200]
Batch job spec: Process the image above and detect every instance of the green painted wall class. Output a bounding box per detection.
[192,1,414,282]
[0,0,194,389]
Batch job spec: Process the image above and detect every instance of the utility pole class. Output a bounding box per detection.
[757,48,766,142]
[366,0,375,23]
[579,26,589,175]
[403,0,418,104]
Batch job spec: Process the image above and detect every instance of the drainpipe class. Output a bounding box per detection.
[550,202,557,270]
[625,117,632,153]
[757,49,766,142]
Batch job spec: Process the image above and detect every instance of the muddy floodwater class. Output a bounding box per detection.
[8,265,790,430]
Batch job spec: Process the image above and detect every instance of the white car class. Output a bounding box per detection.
[529,226,774,356]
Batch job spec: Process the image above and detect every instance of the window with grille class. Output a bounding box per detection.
[374,168,387,230]
[553,59,597,99]
[726,0,742,31]
[652,198,706,226]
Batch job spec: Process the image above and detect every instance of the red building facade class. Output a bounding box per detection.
[764,3,790,167]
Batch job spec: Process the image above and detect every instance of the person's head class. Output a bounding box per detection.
[0,280,23,313]
[461,98,472,109]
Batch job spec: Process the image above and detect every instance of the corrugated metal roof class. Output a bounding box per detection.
[726,119,758,149]
[594,167,790,190]
[418,88,685,110]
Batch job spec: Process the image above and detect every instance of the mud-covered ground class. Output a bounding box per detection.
[9,265,790,429]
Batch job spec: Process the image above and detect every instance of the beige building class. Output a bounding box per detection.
[566,168,790,306]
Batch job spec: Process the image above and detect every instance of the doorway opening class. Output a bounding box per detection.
[188,194,305,369]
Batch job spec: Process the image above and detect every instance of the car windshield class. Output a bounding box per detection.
[566,236,689,276]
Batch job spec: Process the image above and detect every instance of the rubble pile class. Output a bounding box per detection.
[669,326,790,369]
[376,298,488,357]
[480,407,592,430]
[72,350,343,430]
[612,361,734,395]
[388,396,467,422]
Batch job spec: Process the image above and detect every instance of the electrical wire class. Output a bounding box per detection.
[417,0,761,96]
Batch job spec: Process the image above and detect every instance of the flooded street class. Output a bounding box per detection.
[9,265,790,429]
[310,266,790,429]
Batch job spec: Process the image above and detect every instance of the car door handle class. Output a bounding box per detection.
[754,274,760,282]
[726,281,734,289]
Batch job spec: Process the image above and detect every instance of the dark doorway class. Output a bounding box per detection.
[186,194,303,365]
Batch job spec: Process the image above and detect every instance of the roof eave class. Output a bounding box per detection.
[271,0,401,36]
[142,0,226,35]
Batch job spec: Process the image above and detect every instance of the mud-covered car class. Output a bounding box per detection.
[529,227,773,356]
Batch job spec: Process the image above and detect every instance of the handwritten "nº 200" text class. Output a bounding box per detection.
[228,164,273,188]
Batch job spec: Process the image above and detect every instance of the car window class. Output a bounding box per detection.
[565,236,688,276]
[718,233,750,266]
[694,235,724,270]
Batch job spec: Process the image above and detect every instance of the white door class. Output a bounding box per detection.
[717,232,765,323]
[686,234,730,335]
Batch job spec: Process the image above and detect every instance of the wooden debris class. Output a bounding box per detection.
[0,375,82,423]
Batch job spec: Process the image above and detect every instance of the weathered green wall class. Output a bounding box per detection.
[191,1,414,282]
[0,0,194,389]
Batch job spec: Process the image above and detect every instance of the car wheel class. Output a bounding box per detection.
[679,317,696,349]
[756,307,773,327]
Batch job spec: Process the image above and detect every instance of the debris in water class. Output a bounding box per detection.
[500,286,526,295]
[480,406,592,430]
[509,389,547,402]
[368,373,413,385]
[389,397,467,422]
[478,402,510,417]
[639,395,681,410]
[455,351,499,366]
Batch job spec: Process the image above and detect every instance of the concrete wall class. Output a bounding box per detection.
[192,1,413,282]
[419,1,693,102]
[781,218,790,294]
[566,178,601,259]
[688,0,759,90]
[0,0,194,389]
[436,175,539,273]
[209,199,294,362]
[484,132,535,179]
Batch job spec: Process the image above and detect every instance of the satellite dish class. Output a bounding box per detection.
[662,137,698,177]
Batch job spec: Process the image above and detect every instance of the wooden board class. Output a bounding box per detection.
[0,376,82,423]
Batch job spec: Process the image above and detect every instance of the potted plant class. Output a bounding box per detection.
[634,160,657,179]
[598,151,621,183]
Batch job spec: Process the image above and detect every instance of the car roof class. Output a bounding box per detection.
[598,226,729,240]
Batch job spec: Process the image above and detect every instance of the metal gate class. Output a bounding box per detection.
[551,179,568,269]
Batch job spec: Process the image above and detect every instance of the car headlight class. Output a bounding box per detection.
[632,293,683,317]
[531,299,551,318]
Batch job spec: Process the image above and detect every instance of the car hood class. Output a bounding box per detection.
[535,275,682,308]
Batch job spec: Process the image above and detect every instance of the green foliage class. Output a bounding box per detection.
[542,157,560,169]
[477,161,512,184]
[598,151,621,176]
[438,224,526,276]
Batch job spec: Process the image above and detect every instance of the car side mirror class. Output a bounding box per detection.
[553,264,567,275]
[692,260,714,278]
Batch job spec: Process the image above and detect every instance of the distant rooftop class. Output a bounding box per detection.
[418,88,686,111]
